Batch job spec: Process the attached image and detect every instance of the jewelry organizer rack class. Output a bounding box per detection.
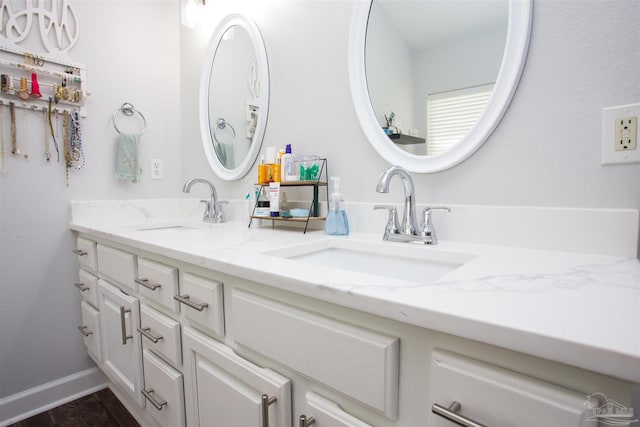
[0,46,88,117]
[248,159,329,234]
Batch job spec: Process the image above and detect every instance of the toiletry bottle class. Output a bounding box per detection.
[255,187,270,217]
[325,177,349,236]
[269,182,281,217]
[258,155,268,184]
[281,144,296,182]
[280,191,289,216]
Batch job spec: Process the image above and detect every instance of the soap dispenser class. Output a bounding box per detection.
[325,177,349,236]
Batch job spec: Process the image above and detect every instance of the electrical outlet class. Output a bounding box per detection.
[615,117,637,151]
[150,158,163,179]
[601,103,640,165]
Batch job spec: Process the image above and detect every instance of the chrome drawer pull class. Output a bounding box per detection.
[72,249,87,256]
[119,306,133,345]
[137,326,163,343]
[142,388,167,410]
[432,401,487,427]
[77,325,93,337]
[74,282,90,292]
[174,294,209,311]
[135,278,161,291]
[299,415,315,427]
[261,394,277,427]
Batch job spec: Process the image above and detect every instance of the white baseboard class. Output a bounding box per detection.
[0,367,108,427]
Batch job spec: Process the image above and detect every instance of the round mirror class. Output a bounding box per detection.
[200,14,269,180]
[349,0,532,173]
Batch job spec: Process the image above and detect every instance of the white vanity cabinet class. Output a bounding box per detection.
[182,326,292,427]
[97,279,145,407]
[72,233,633,427]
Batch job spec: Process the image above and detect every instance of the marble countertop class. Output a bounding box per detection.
[70,201,640,384]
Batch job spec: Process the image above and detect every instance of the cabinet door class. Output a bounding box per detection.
[79,301,101,363]
[98,279,145,407]
[182,327,291,427]
[430,349,590,427]
[142,349,185,427]
[300,392,372,427]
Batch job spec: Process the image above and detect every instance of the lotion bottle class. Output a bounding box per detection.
[325,177,349,236]
[281,144,296,182]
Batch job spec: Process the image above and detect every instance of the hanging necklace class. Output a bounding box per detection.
[70,109,84,170]
[10,102,19,157]
[43,108,51,162]
[21,107,28,159]
[63,111,71,186]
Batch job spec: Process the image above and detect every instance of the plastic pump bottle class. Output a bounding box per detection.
[325,177,349,236]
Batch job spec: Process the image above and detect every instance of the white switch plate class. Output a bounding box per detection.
[601,103,640,165]
[150,158,163,179]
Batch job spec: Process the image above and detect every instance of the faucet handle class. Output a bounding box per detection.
[421,206,450,245]
[199,199,212,218]
[214,201,228,223]
[374,204,400,240]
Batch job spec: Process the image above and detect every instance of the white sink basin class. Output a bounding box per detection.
[264,239,475,283]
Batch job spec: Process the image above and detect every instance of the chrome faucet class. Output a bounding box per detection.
[375,165,449,244]
[182,177,227,223]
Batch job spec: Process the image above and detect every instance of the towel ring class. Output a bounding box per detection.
[213,118,236,145]
[112,102,147,135]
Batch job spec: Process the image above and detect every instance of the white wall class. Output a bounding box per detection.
[181,0,640,213]
[1,0,638,421]
[0,0,181,415]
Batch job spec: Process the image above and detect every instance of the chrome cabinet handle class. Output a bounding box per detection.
[137,326,163,343]
[174,294,208,311]
[77,325,93,337]
[119,306,133,345]
[261,394,277,427]
[299,414,315,427]
[74,282,90,292]
[142,388,167,410]
[72,249,87,256]
[135,278,161,291]
[432,401,487,427]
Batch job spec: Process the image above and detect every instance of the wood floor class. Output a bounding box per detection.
[9,388,140,427]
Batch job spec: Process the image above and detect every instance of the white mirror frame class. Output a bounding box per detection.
[349,0,532,173]
[199,14,269,181]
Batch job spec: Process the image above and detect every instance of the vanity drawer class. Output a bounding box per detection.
[79,301,101,362]
[302,392,372,427]
[137,258,180,313]
[76,269,99,308]
[176,273,224,338]
[97,244,137,291]
[429,349,590,427]
[139,304,182,367]
[74,237,97,272]
[142,349,185,427]
[231,289,399,419]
